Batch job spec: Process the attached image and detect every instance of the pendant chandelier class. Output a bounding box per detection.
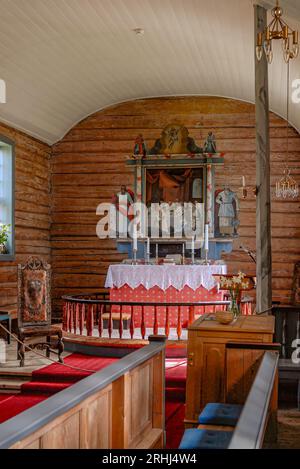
[275,61,299,200]
[275,168,299,199]
[256,0,299,64]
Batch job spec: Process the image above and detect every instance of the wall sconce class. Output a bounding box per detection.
[240,177,258,199]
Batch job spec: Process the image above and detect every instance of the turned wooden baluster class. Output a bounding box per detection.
[165,307,170,338]
[74,302,79,334]
[188,305,195,326]
[129,306,134,339]
[153,306,158,336]
[68,303,73,333]
[177,306,182,340]
[141,306,146,340]
[62,302,68,331]
[79,304,84,335]
[87,304,94,336]
[98,304,104,337]
[108,304,113,338]
[119,306,123,339]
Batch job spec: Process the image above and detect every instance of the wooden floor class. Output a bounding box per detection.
[0,339,69,393]
[265,409,300,449]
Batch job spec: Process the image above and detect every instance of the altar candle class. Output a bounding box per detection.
[242,176,246,187]
[204,224,209,251]
[147,237,150,255]
[133,225,138,251]
[191,236,195,253]
[156,243,158,259]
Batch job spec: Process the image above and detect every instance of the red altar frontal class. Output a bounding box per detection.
[109,284,224,328]
[105,264,229,328]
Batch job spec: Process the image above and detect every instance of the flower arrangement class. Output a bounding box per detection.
[218,272,250,317]
[0,224,11,254]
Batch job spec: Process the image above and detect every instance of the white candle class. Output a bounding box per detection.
[133,225,138,251]
[204,224,209,251]
[242,176,246,187]
[147,237,150,255]
[191,236,195,253]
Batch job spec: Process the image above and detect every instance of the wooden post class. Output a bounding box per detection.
[255,4,272,314]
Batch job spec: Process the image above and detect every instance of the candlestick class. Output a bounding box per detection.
[204,224,209,251]
[191,236,195,264]
[133,225,138,252]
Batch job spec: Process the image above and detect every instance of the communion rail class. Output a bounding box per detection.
[62,293,252,340]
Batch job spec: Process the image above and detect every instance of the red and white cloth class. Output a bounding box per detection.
[105,264,227,291]
[105,264,227,328]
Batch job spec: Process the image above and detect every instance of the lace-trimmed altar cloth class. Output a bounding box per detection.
[105,264,227,292]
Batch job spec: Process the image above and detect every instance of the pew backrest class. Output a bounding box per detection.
[228,351,279,449]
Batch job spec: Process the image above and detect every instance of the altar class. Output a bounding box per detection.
[105,264,227,328]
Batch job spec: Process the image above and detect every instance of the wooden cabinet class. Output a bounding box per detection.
[185,315,275,426]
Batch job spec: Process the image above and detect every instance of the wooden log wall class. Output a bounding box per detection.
[1,97,297,320]
[51,97,300,319]
[0,122,51,311]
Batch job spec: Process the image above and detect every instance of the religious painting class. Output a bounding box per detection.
[149,124,202,155]
[146,167,204,205]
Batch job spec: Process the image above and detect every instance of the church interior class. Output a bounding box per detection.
[0,0,300,452]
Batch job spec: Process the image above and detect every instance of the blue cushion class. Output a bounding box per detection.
[198,403,243,427]
[179,429,233,450]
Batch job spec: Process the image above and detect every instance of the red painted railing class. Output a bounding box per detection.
[62,293,254,340]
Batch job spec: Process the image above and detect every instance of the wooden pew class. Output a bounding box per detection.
[228,349,279,449]
[179,344,279,449]
[0,336,166,449]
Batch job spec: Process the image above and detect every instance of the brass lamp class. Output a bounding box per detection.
[256,0,299,63]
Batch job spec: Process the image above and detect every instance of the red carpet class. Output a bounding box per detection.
[166,404,186,449]
[0,354,119,423]
[0,350,187,448]
[165,356,187,448]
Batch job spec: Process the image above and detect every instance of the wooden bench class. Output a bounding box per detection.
[0,307,17,345]
[228,350,279,448]
[102,312,131,330]
[179,343,279,449]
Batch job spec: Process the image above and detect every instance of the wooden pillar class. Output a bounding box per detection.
[255,4,272,314]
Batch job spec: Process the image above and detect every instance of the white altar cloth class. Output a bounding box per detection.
[104,264,227,292]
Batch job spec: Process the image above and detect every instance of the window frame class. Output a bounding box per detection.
[0,134,15,261]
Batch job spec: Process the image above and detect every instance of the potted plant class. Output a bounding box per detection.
[0,224,11,254]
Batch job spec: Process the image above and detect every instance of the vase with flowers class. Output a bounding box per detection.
[218,272,250,319]
[0,224,11,254]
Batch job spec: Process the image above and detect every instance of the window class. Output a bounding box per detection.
[0,136,15,260]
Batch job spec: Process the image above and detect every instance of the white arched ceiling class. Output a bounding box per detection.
[0,0,299,144]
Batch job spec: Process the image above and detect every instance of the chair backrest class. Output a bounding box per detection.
[18,257,51,328]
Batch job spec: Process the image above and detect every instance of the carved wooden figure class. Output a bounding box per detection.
[17,257,64,367]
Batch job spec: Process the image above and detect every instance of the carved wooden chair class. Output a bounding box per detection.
[17,257,64,367]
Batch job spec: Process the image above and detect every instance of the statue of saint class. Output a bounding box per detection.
[216,186,239,237]
[117,185,134,206]
[203,132,217,154]
[133,134,147,157]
